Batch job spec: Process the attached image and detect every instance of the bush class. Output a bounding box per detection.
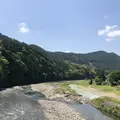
[89,79,93,85]
[101,81,109,85]
[117,80,120,85]
[95,76,104,85]
[108,71,120,86]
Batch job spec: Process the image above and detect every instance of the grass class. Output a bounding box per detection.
[51,80,120,118]
[53,80,90,95]
[93,85,120,96]
[54,81,76,95]
[91,97,120,118]
[64,80,120,96]
[70,80,89,87]
[92,96,120,105]
[51,79,120,96]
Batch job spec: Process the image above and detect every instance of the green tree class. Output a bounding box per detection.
[107,70,120,86]
[95,68,106,81]
[95,76,103,85]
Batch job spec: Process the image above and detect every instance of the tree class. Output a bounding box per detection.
[95,76,103,85]
[89,79,93,85]
[107,70,120,86]
[95,68,106,81]
[94,69,106,85]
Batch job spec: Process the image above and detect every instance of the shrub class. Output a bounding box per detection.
[95,76,104,85]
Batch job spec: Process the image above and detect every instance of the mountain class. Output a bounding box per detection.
[45,51,120,70]
[0,33,120,88]
[0,34,93,88]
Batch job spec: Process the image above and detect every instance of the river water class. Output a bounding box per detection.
[0,89,119,120]
[68,103,119,120]
[0,90,48,120]
[27,91,119,120]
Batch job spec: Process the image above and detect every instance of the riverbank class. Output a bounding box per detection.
[39,100,85,120]
[31,83,86,120]
[31,83,88,103]
[31,81,120,119]
[1,84,85,120]
[50,80,120,118]
[91,97,120,118]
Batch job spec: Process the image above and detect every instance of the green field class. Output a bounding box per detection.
[53,80,120,96]
[93,85,120,96]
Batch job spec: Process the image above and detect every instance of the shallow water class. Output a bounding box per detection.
[25,91,46,100]
[68,103,119,120]
[27,91,119,120]
[0,91,47,120]
[0,89,119,120]
[26,91,120,120]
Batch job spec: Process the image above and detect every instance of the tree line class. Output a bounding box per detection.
[0,34,93,88]
[0,34,120,88]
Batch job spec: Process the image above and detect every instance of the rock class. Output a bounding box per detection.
[39,100,86,120]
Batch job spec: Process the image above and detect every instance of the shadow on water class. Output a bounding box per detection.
[0,91,48,120]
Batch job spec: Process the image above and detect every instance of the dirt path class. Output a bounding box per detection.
[84,85,120,100]
[71,84,120,100]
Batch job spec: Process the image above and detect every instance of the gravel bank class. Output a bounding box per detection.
[31,83,86,120]
[39,100,85,120]
[31,83,55,98]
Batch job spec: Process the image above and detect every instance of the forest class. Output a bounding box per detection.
[0,33,120,88]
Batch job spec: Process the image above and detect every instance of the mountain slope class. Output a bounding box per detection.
[0,34,93,87]
[46,51,120,70]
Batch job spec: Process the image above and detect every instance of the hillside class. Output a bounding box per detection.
[29,44,120,70]
[46,51,120,70]
[0,33,120,88]
[0,34,92,88]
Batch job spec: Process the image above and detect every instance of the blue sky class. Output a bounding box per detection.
[0,0,120,54]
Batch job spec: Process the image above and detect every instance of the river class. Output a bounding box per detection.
[0,87,119,120]
[0,90,47,120]
[26,90,119,120]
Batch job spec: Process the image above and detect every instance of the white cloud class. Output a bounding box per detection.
[97,25,120,42]
[106,30,120,38]
[19,23,30,33]
[97,25,117,35]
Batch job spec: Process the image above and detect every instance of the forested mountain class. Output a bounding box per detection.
[29,44,120,70]
[46,51,120,70]
[30,44,120,70]
[0,34,93,88]
[0,33,120,88]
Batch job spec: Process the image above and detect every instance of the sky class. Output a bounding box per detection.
[0,0,120,54]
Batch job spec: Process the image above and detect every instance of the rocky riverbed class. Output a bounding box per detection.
[31,83,86,120]
[0,85,85,120]
[31,83,89,104]
[30,83,120,120]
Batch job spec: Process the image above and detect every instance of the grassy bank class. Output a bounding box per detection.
[54,81,76,95]
[93,85,120,96]
[52,80,120,96]
[52,80,120,118]
[91,97,120,118]
[66,80,120,95]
